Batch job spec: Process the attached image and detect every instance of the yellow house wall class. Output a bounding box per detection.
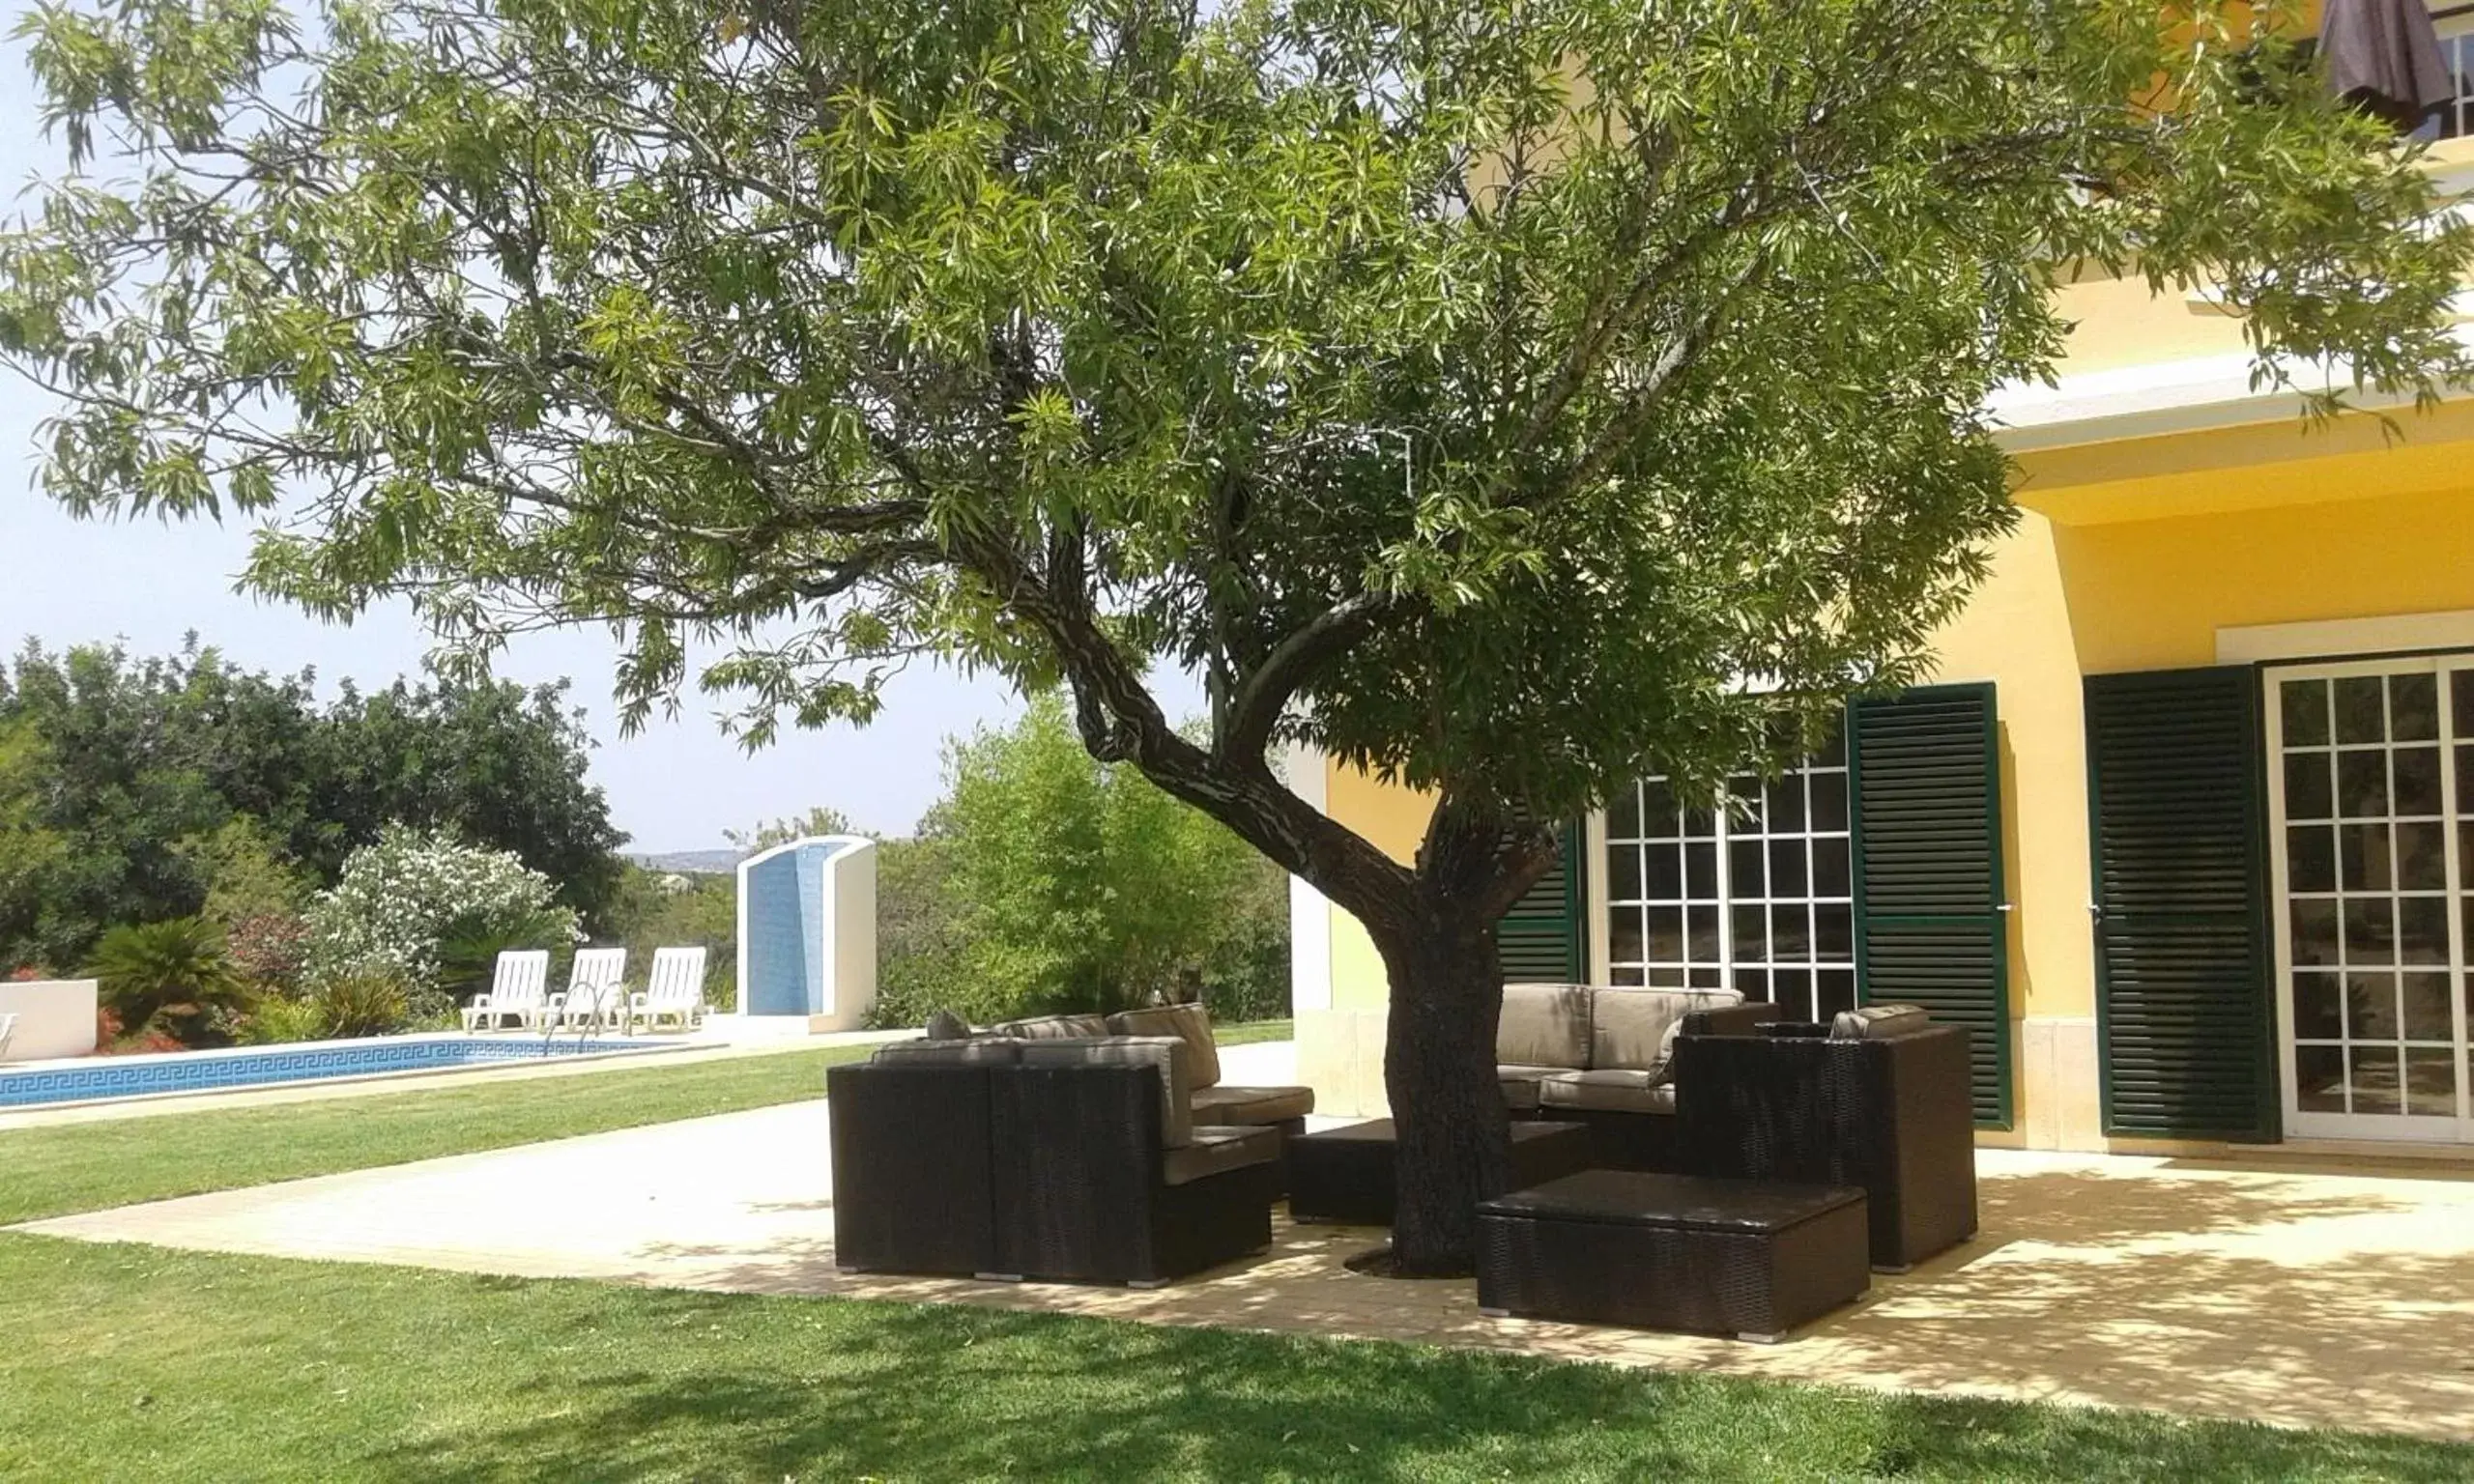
[2048,268,2250,375]
[1934,464,2474,1149]
[1321,762,1430,1013]
[2030,133,2473,384]
[1297,761,1437,1116]
[1302,467,2474,1140]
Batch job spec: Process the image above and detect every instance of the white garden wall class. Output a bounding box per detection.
[0,979,100,1062]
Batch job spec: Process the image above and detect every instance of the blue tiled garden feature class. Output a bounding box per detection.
[0,1036,674,1108]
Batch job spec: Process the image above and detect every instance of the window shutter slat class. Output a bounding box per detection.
[2085,667,2276,1141]
[1851,683,2012,1127]
[1498,821,1587,983]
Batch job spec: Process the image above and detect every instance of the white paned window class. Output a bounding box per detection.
[2425,9,2474,141]
[1600,731,1857,1021]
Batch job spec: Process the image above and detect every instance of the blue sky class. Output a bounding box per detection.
[0,32,1197,850]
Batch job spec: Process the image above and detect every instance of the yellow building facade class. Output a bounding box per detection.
[1291,139,2474,1158]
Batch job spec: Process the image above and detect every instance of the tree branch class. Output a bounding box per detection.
[1218,589,1404,767]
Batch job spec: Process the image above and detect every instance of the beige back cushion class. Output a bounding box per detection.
[1108,1003,1221,1088]
[1497,984,1593,1070]
[1017,1035,1194,1148]
[1590,987,1743,1076]
[871,1037,1023,1067]
[1830,1003,1932,1040]
[992,1013,1111,1041]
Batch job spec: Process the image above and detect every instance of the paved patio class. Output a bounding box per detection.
[21,1043,2474,1441]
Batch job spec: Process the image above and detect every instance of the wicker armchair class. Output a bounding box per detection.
[1672,1019,1978,1270]
[990,1058,1280,1286]
[826,1058,1002,1276]
[826,1036,1280,1286]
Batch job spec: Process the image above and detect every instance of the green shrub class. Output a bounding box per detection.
[600,864,737,1011]
[1195,855,1292,1024]
[225,911,310,997]
[173,815,312,929]
[302,825,576,997]
[84,917,254,1047]
[241,995,326,1044]
[861,698,1293,1030]
[433,912,576,1003]
[237,971,425,1042]
[311,971,412,1038]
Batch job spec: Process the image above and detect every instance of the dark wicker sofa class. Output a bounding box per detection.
[1672,1011,1978,1270]
[1495,984,1779,1170]
[827,1035,1281,1286]
[990,1004,1315,1140]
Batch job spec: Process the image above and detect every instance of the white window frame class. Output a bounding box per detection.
[2266,654,2474,1143]
[1588,752,1857,1021]
[2426,7,2474,142]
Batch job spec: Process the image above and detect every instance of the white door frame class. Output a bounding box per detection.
[2265,654,2471,1143]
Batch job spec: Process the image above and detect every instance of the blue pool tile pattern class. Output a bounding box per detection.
[0,1037,670,1108]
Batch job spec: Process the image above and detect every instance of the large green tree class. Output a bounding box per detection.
[313,675,629,919]
[0,641,627,968]
[4,0,2465,1268]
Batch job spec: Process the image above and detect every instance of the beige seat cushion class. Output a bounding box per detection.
[992,1013,1112,1040]
[1590,986,1742,1079]
[1161,1124,1281,1186]
[1108,1003,1222,1088]
[1496,1064,1567,1113]
[1017,1036,1194,1147]
[1830,1003,1932,1040]
[1538,1069,1678,1115]
[870,1036,1023,1067]
[1498,984,1592,1070]
[1190,1083,1314,1125]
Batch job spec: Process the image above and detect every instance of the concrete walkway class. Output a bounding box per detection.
[22,1043,2474,1441]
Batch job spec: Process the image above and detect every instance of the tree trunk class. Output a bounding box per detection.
[1373,895,1512,1275]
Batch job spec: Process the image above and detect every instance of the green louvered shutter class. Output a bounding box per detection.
[1851,683,2012,1127]
[1498,821,1588,982]
[2085,667,2276,1141]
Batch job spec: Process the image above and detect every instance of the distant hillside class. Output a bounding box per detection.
[624,848,740,875]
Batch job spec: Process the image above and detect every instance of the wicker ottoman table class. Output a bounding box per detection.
[1287,1119,1594,1226]
[1476,1171,1869,1341]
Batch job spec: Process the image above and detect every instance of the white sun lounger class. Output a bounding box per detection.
[548,948,629,1031]
[627,947,709,1033]
[462,950,552,1032]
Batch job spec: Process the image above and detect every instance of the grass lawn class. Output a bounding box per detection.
[1214,1016,1293,1046]
[0,1042,874,1225]
[6,1234,2471,1483]
[0,1020,1297,1226]
[7,1017,2468,1480]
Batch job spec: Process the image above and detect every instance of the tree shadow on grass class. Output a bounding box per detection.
[352,1284,2474,1484]
[547,1156,2474,1458]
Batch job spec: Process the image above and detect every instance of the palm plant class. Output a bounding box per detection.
[85,917,252,1047]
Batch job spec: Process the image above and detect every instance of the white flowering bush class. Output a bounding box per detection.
[303,825,576,993]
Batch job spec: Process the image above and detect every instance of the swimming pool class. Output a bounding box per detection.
[0,1034,684,1109]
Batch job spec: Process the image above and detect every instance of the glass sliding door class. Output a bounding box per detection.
[2268,658,2472,1141]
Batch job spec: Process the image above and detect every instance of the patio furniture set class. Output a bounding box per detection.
[461,946,711,1034]
[827,985,1977,1341]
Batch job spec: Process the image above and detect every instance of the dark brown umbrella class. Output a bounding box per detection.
[2318,0,2457,130]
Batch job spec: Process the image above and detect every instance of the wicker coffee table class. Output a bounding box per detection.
[1476,1170,1868,1341]
[1287,1118,1593,1226]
